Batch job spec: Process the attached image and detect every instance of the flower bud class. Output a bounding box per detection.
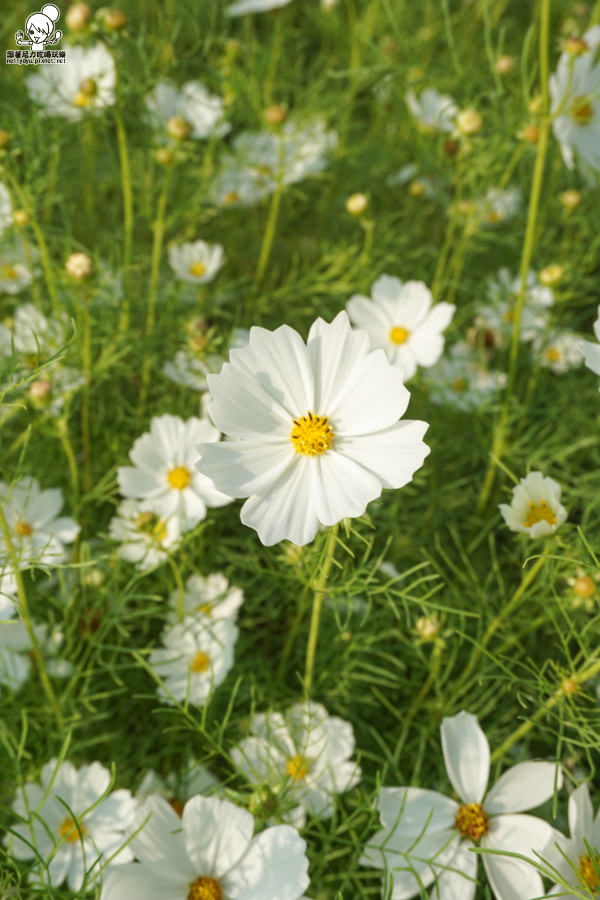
[167,115,192,141]
[519,124,540,143]
[409,180,425,197]
[154,147,174,166]
[29,379,52,400]
[563,36,588,56]
[562,677,578,695]
[13,209,30,227]
[103,8,128,30]
[66,2,92,31]
[66,252,93,280]
[264,104,287,125]
[415,615,440,641]
[573,575,595,598]
[538,263,564,286]
[457,108,482,135]
[345,193,368,216]
[528,95,543,115]
[560,189,581,209]
[495,54,514,74]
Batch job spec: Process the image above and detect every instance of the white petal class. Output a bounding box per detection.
[441,712,490,804]
[306,311,371,414]
[240,457,320,546]
[337,420,430,490]
[207,360,292,438]
[129,796,190,867]
[378,787,458,834]
[433,842,478,900]
[183,795,253,877]
[568,784,593,843]
[482,852,545,900]
[197,440,294,499]
[101,862,186,900]
[311,450,383,527]
[327,346,410,435]
[225,825,309,900]
[485,813,554,856]
[485,762,562,815]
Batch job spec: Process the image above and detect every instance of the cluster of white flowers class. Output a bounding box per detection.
[550,26,600,175]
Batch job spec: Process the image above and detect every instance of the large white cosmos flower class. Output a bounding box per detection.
[196,311,430,546]
[100,794,310,900]
[27,44,116,121]
[545,783,600,898]
[361,711,561,900]
[346,275,455,380]
[117,414,232,533]
[8,759,137,891]
[549,26,600,173]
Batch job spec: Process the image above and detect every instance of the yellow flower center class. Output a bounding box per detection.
[0,264,17,279]
[167,466,191,490]
[187,876,222,900]
[14,521,33,537]
[546,347,561,362]
[571,95,594,125]
[579,854,600,890]
[290,411,334,457]
[135,511,168,542]
[58,815,87,843]
[389,326,410,345]
[452,377,467,392]
[200,603,213,616]
[189,262,207,277]
[454,803,490,841]
[285,754,309,781]
[523,500,557,528]
[73,78,97,107]
[224,190,239,205]
[189,651,210,673]
[487,210,503,223]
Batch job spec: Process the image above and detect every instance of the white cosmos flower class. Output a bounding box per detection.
[101,793,310,900]
[361,710,561,900]
[346,275,455,380]
[499,471,568,538]
[0,477,80,571]
[550,26,600,173]
[534,332,583,374]
[0,618,33,693]
[136,763,222,810]
[405,88,458,133]
[580,306,600,379]
[0,183,12,237]
[231,701,361,827]
[27,44,117,121]
[424,341,507,411]
[7,758,137,891]
[475,186,522,226]
[163,349,223,391]
[0,238,38,294]
[168,240,225,284]
[117,414,232,533]
[477,268,554,345]
[166,572,244,625]
[108,499,181,571]
[544,783,600,898]
[196,310,430,546]
[145,80,230,141]
[226,0,293,15]
[148,616,238,706]
[2,302,70,357]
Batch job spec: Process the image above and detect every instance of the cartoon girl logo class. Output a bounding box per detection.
[15,4,62,52]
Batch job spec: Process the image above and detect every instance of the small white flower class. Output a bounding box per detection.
[361,710,561,900]
[0,477,80,571]
[475,186,522,226]
[550,26,600,173]
[346,274,455,380]
[136,763,222,808]
[7,758,137,890]
[27,44,117,121]
[386,164,440,198]
[477,268,554,345]
[232,700,361,827]
[167,572,243,625]
[0,238,38,294]
[145,80,230,140]
[168,239,225,284]
[196,310,430,546]
[0,618,32,693]
[148,616,238,706]
[535,332,583,373]
[405,88,458,133]
[424,341,507,411]
[1,302,70,357]
[0,183,13,238]
[101,793,310,900]
[163,349,223,392]
[117,414,232,533]
[580,306,600,380]
[545,783,600,898]
[499,471,568,538]
[108,498,181,571]
[226,0,293,15]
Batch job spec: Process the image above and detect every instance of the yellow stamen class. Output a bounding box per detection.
[523,500,557,528]
[579,854,600,890]
[224,190,239,205]
[167,466,191,490]
[15,521,32,537]
[487,211,502,223]
[389,326,410,345]
[135,512,167,542]
[200,603,213,616]
[189,262,207,277]
[189,651,210,673]
[187,876,222,900]
[58,816,87,844]
[290,411,334,457]
[454,803,490,841]
[0,265,18,279]
[546,347,561,362]
[285,754,309,781]
[571,95,594,125]
[452,377,467,392]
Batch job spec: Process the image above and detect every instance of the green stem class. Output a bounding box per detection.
[115,111,133,335]
[0,504,63,729]
[490,656,600,764]
[255,179,283,284]
[477,0,551,514]
[304,523,339,693]
[80,290,92,495]
[168,554,186,623]
[56,417,80,513]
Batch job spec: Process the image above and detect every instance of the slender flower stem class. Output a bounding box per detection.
[490,656,600,764]
[115,111,134,335]
[477,0,551,514]
[255,180,283,284]
[304,523,339,693]
[0,503,63,729]
[56,417,80,513]
[168,553,186,623]
[79,289,92,495]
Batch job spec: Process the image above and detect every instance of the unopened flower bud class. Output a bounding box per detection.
[346,193,368,216]
[83,568,105,587]
[66,2,92,31]
[495,54,514,74]
[283,542,304,567]
[167,116,192,141]
[560,189,581,209]
[13,209,30,227]
[520,124,540,143]
[538,263,564,286]
[573,575,595,598]
[29,379,52,400]
[564,36,588,56]
[264,104,287,125]
[409,180,425,197]
[103,8,128,30]
[66,252,93,280]
[562,677,578,695]
[528,95,543,115]
[415,615,440,641]
[0,130,11,150]
[154,147,174,166]
[189,335,209,353]
[457,108,482,135]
